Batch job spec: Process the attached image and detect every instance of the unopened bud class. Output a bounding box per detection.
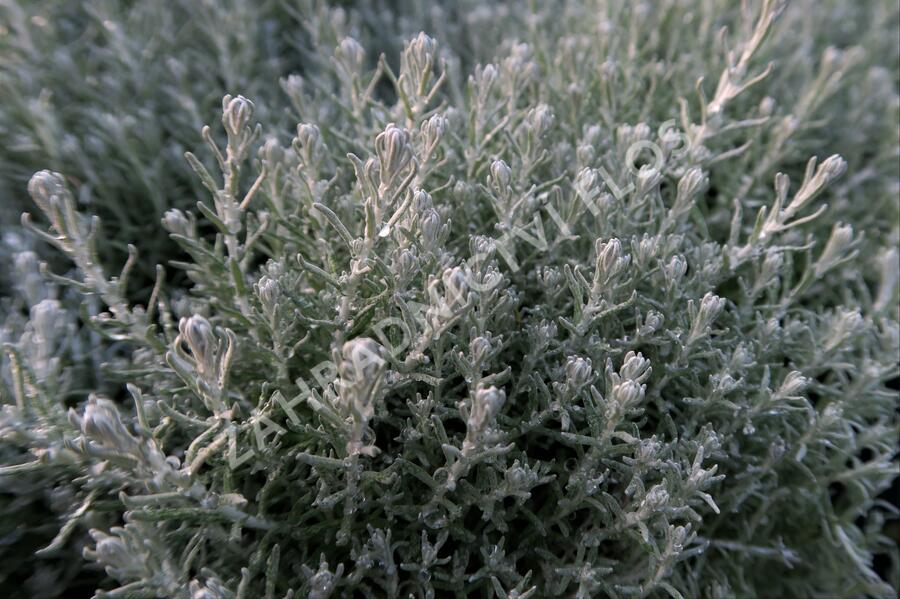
[776,371,808,399]
[697,293,725,326]
[635,165,661,196]
[295,123,320,148]
[27,170,68,216]
[261,136,284,164]
[340,337,385,383]
[612,379,645,408]
[470,235,495,260]
[401,32,438,93]
[413,189,433,213]
[814,222,854,278]
[335,37,365,74]
[820,154,847,182]
[677,167,708,202]
[179,315,217,376]
[419,209,442,247]
[565,356,593,388]
[663,255,687,287]
[594,238,627,285]
[91,530,133,572]
[527,104,554,137]
[469,385,506,433]
[470,336,492,364]
[442,267,469,307]
[222,95,254,138]
[395,248,418,278]
[642,484,669,510]
[619,351,651,383]
[162,209,191,237]
[490,159,511,190]
[77,395,139,453]
[421,114,447,149]
[375,124,413,186]
[257,276,279,313]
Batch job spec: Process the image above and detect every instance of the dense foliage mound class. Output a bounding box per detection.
[1,1,898,597]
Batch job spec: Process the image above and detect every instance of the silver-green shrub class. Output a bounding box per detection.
[1,1,898,597]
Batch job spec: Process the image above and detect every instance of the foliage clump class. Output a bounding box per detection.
[1,1,898,597]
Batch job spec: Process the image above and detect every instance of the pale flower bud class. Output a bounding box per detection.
[714,373,737,394]
[671,525,689,551]
[14,250,44,305]
[597,238,621,272]
[261,136,284,164]
[814,222,854,278]
[78,395,139,453]
[469,385,506,433]
[637,311,664,338]
[162,209,191,237]
[401,32,438,92]
[421,114,447,149]
[503,43,537,83]
[470,336,492,364]
[490,159,511,190]
[642,484,669,510]
[632,234,660,269]
[535,320,558,347]
[757,250,784,290]
[470,235,495,260]
[594,238,627,286]
[527,104,554,137]
[470,63,498,106]
[27,170,68,216]
[576,143,596,164]
[820,154,848,182]
[612,379,645,408]
[419,209,442,247]
[257,276,279,313]
[453,180,476,204]
[442,267,469,307]
[179,315,217,376]
[677,167,708,202]
[505,463,529,488]
[663,255,687,287]
[190,584,220,599]
[789,154,847,213]
[340,337,385,384]
[824,309,864,352]
[30,299,64,346]
[413,189,433,213]
[619,351,651,383]
[308,558,341,599]
[685,293,726,348]
[565,356,593,388]
[91,530,135,573]
[635,165,661,195]
[698,293,725,324]
[281,74,305,99]
[395,248,418,278]
[375,124,413,186]
[222,95,254,138]
[294,123,325,168]
[574,167,599,203]
[335,37,365,74]
[776,371,808,399]
[479,63,498,86]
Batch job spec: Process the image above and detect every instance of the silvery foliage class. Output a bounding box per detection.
[0,0,466,291]
[1,0,899,597]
